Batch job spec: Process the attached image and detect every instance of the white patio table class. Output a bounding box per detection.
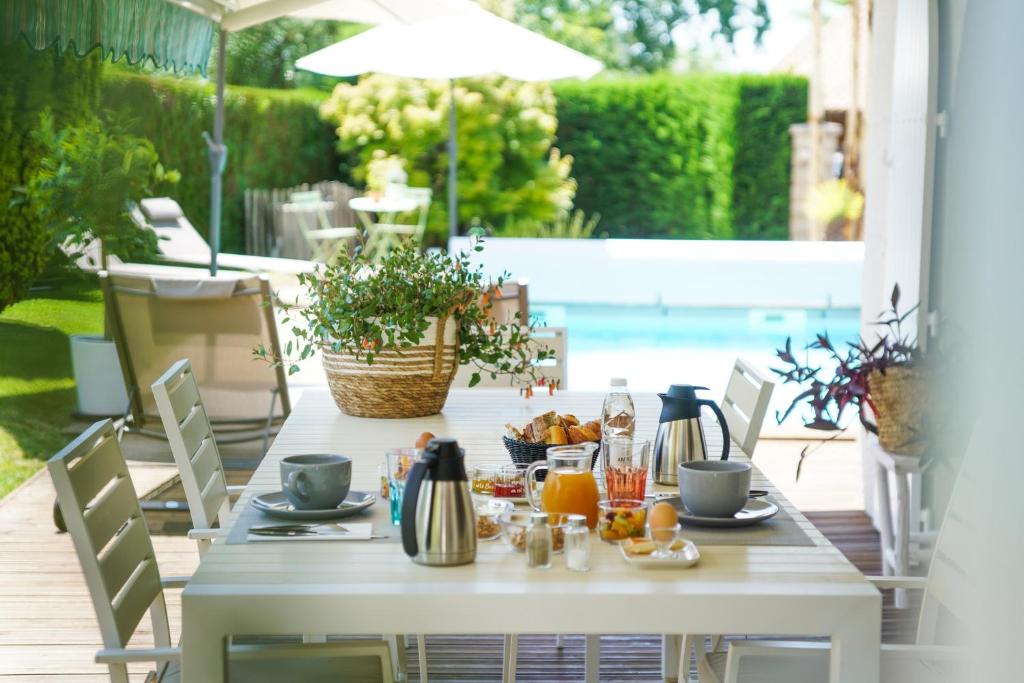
[181,389,880,682]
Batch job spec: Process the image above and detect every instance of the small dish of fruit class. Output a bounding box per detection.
[597,499,648,542]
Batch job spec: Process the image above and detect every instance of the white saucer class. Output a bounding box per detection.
[665,496,780,528]
[251,490,376,520]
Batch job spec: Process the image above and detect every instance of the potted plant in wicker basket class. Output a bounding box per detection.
[256,240,552,418]
[773,284,928,459]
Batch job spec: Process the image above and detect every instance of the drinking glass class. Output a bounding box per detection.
[602,437,651,500]
[493,465,526,498]
[650,522,681,559]
[385,448,421,526]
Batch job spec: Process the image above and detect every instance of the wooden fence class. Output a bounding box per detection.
[243,181,359,258]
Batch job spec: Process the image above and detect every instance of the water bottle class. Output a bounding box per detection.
[601,377,636,441]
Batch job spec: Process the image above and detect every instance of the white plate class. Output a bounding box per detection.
[620,539,701,569]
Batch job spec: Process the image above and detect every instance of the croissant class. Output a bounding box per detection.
[545,425,569,445]
[562,414,580,427]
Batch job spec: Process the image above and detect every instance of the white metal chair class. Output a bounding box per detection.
[455,326,567,390]
[661,359,775,678]
[364,186,432,257]
[286,190,360,263]
[680,440,976,683]
[150,359,425,681]
[47,419,395,683]
[720,358,775,458]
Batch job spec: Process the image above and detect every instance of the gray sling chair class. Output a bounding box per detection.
[53,264,290,531]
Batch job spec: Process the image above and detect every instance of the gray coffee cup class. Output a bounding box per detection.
[678,460,751,517]
[280,454,352,510]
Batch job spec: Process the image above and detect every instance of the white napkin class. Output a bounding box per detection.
[247,522,374,543]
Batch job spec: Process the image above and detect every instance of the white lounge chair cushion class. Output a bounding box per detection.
[141,197,185,222]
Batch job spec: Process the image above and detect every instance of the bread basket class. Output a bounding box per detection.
[501,436,600,481]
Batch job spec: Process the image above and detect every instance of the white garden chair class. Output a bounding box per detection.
[679,438,976,683]
[455,326,567,390]
[47,419,395,683]
[285,190,360,263]
[662,358,776,677]
[719,358,775,458]
[150,359,424,680]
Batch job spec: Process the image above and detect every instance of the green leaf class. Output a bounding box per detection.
[469,372,481,388]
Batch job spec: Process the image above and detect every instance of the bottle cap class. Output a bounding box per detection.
[566,514,587,528]
[610,377,628,387]
[529,512,550,527]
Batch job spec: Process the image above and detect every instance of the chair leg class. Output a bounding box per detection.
[417,634,428,683]
[710,635,724,653]
[555,633,564,649]
[386,634,406,680]
[584,634,600,683]
[677,634,697,683]
[377,641,396,683]
[662,634,681,681]
[503,634,518,683]
[875,461,895,576]
[107,663,130,683]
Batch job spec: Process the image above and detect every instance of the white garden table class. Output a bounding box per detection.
[181,389,880,682]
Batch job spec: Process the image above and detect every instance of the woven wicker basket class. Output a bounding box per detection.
[501,436,600,481]
[868,366,927,456]
[321,316,459,419]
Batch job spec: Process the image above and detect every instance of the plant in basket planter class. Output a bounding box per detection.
[773,285,928,471]
[255,240,553,418]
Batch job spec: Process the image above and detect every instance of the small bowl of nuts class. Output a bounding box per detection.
[475,499,513,540]
[498,510,572,554]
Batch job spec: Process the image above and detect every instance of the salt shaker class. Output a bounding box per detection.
[526,512,553,569]
[564,514,591,572]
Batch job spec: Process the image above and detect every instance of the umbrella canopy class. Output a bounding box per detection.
[296,7,602,241]
[295,9,604,81]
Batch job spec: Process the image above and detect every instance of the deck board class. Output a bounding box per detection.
[0,450,915,681]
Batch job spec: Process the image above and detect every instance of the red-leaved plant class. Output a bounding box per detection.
[773,284,920,434]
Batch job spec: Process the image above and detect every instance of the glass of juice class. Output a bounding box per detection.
[602,437,651,500]
[525,444,600,528]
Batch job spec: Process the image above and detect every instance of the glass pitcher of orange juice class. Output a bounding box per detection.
[525,444,600,528]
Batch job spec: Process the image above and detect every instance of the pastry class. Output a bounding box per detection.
[544,425,569,445]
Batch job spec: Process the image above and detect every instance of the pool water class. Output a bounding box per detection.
[533,304,861,355]
[530,304,863,430]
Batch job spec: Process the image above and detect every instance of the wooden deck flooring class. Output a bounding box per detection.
[0,457,915,682]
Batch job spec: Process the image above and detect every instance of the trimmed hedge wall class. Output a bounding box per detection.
[554,73,807,240]
[0,42,102,312]
[101,70,341,254]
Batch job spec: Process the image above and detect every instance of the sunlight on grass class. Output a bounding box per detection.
[0,278,104,499]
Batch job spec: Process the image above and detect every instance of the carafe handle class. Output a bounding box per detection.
[524,461,547,511]
[401,459,429,557]
[700,400,731,460]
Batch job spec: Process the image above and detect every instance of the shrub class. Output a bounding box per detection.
[732,75,808,239]
[100,70,340,254]
[320,75,576,244]
[554,73,807,240]
[0,42,101,314]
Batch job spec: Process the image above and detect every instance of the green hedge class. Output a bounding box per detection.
[733,76,808,239]
[554,74,806,240]
[0,42,102,313]
[100,70,341,254]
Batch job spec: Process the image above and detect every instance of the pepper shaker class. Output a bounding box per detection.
[526,512,552,569]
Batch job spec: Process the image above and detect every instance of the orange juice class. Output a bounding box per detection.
[541,467,600,528]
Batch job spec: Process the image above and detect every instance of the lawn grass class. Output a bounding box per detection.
[0,277,104,499]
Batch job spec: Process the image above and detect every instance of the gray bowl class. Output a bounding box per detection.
[678,460,751,518]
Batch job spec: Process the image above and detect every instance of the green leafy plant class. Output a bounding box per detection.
[365,151,406,194]
[256,237,553,388]
[497,209,602,239]
[29,112,180,269]
[320,74,576,244]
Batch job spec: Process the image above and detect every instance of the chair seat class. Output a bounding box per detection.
[156,651,387,682]
[371,223,419,234]
[307,227,360,239]
[699,647,829,683]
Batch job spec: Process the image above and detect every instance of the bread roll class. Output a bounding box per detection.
[544,425,569,445]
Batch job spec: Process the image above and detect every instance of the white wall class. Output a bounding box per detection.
[450,237,863,309]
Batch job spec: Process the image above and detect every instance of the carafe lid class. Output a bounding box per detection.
[664,384,708,400]
[423,437,467,481]
[610,377,628,387]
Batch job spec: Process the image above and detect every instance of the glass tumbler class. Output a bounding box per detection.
[385,448,421,526]
[602,437,651,500]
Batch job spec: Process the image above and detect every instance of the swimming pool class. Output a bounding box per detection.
[530,304,863,430]
[533,304,861,355]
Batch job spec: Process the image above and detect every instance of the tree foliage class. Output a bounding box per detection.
[321,75,576,242]
[484,0,770,72]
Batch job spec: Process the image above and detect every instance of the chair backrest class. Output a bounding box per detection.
[130,197,213,263]
[404,186,433,230]
[916,427,982,646]
[47,420,170,650]
[453,326,567,389]
[487,280,530,327]
[101,265,290,432]
[151,359,230,532]
[721,359,775,457]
